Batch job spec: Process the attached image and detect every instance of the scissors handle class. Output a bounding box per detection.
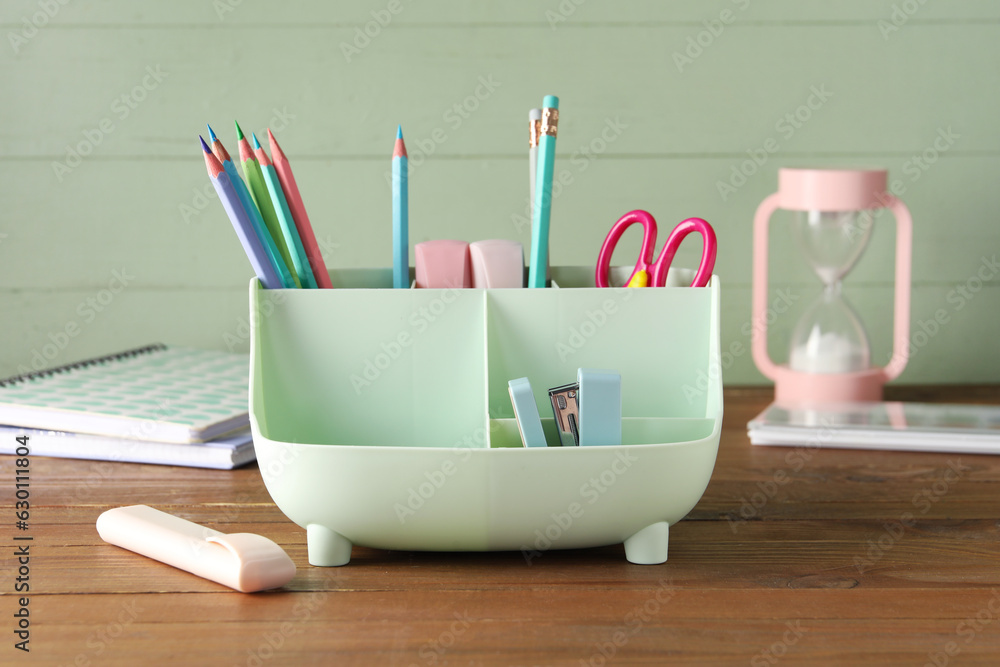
[595,210,658,288]
[650,217,717,288]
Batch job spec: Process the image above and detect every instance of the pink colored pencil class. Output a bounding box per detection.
[267,129,333,288]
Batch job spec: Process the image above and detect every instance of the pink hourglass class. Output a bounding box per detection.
[752,168,913,404]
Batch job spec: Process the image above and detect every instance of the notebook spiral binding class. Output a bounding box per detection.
[0,343,168,388]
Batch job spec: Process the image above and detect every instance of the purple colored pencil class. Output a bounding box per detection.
[200,136,282,289]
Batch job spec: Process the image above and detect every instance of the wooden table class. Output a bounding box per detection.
[3,387,999,665]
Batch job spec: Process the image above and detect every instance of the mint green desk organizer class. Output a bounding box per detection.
[249,267,722,566]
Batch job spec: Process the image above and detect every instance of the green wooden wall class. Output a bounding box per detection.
[2,0,998,385]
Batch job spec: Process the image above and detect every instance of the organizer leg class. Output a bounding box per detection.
[624,522,669,565]
[307,524,352,566]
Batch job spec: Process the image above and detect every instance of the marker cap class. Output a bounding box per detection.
[97,505,296,593]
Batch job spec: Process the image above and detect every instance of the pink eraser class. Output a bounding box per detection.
[414,240,471,288]
[96,505,296,593]
[470,240,524,288]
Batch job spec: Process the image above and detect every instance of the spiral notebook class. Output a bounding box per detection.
[0,425,256,469]
[0,344,250,445]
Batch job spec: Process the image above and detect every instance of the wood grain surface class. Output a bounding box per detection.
[1,386,999,665]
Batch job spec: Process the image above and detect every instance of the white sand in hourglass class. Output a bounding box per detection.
[790,329,870,374]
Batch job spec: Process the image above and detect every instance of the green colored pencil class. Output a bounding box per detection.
[253,132,317,289]
[236,121,301,288]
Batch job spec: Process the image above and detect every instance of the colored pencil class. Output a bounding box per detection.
[253,132,317,289]
[528,108,541,215]
[267,129,333,289]
[200,137,281,289]
[236,121,301,288]
[528,95,559,288]
[207,124,295,289]
[392,125,409,289]
[529,107,547,284]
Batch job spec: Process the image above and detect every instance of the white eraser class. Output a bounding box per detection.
[470,240,524,288]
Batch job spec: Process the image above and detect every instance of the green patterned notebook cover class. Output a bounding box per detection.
[0,344,249,443]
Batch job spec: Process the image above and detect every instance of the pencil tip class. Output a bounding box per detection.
[199,135,211,153]
[393,128,407,159]
[234,120,244,140]
[207,124,218,143]
[266,128,283,159]
[251,132,261,150]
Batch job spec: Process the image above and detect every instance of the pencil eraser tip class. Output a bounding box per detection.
[529,108,542,120]
[543,95,559,109]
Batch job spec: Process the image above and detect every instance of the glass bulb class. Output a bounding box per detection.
[789,284,870,373]
[791,210,873,285]
[787,209,874,375]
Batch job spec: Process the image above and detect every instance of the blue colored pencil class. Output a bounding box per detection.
[207,124,295,288]
[201,136,282,289]
[528,95,558,288]
[392,126,409,289]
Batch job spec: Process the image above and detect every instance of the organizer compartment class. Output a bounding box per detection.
[249,268,723,566]
[252,271,487,447]
[488,418,718,449]
[484,278,713,424]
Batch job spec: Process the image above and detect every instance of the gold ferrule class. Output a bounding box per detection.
[541,108,558,137]
[529,119,540,148]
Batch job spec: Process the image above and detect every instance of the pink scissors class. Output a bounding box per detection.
[595,210,717,288]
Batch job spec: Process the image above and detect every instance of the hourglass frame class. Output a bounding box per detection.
[752,168,913,404]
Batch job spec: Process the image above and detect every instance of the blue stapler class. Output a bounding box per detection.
[548,368,621,447]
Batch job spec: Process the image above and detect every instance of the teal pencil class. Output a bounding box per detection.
[392,126,408,289]
[252,133,317,289]
[238,123,300,287]
[528,95,559,288]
